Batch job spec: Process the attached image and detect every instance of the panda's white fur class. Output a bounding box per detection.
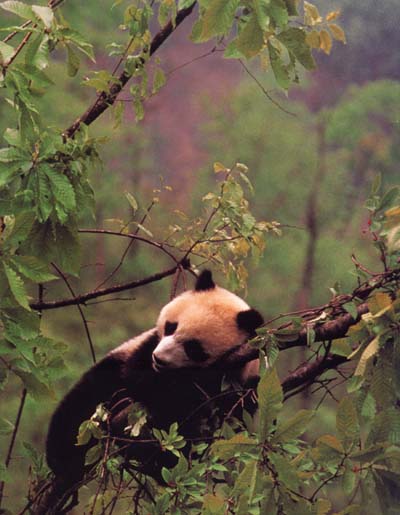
[46,270,263,500]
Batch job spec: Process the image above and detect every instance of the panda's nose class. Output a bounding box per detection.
[152,352,168,369]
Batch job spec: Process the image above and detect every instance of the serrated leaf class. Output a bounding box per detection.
[0,1,33,20]
[277,27,316,70]
[66,43,80,77]
[3,263,30,310]
[268,41,290,89]
[272,409,314,443]
[235,12,265,59]
[336,397,359,452]
[10,256,57,283]
[328,23,346,43]
[43,165,76,213]
[14,369,52,399]
[257,368,283,440]
[199,0,240,41]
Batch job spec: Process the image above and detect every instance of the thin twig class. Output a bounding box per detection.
[0,388,27,509]
[239,59,297,117]
[63,1,197,139]
[51,262,97,363]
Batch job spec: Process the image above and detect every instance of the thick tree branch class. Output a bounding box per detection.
[29,264,185,311]
[63,2,197,139]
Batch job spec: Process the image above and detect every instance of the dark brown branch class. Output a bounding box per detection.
[51,263,97,363]
[63,2,196,139]
[224,303,369,368]
[0,388,27,508]
[29,265,183,311]
[282,354,347,395]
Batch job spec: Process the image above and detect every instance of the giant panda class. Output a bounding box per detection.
[45,270,263,505]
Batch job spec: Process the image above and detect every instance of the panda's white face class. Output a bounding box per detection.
[152,272,263,371]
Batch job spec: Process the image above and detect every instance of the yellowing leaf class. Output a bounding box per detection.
[235,12,265,58]
[326,10,341,21]
[368,292,392,315]
[319,29,332,54]
[328,23,346,43]
[354,337,379,376]
[304,1,321,25]
[213,162,228,174]
[306,30,320,49]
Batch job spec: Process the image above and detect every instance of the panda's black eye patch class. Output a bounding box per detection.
[183,339,210,362]
[164,321,178,336]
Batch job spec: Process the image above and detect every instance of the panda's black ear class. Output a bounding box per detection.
[237,309,264,334]
[195,270,215,291]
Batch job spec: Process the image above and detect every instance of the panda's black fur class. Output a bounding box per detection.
[45,270,263,502]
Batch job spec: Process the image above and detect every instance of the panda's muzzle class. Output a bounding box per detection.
[152,353,169,371]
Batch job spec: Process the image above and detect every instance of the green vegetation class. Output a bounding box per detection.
[0,1,399,514]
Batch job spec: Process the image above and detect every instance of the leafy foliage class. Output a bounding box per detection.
[1,1,399,515]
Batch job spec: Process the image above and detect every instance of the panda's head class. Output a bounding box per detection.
[152,270,263,371]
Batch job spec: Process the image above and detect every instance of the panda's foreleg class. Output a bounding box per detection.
[46,353,125,489]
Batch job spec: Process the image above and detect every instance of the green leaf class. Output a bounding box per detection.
[10,256,57,283]
[0,417,14,435]
[269,0,289,28]
[257,368,283,441]
[354,336,379,377]
[42,165,76,213]
[152,67,166,94]
[277,27,316,70]
[85,442,102,465]
[268,41,290,89]
[211,434,257,460]
[0,41,14,65]
[31,5,53,28]
[53,223,81,276]
[254,0,270,30]
[66,43,80,77]
[24,33,49,70]
[0,1,33,20]
[235,12,265,59]
[336,397,359,452]
[3,263,30,310]
[282,0,298,15]
[378,186,400,212]
[59,27,95,62]
[272,409,314,443]
[200,0,240,41]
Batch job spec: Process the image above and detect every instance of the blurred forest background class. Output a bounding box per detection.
[1,0,400,511]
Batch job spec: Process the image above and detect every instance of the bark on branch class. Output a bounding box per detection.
[30,264,184,311]
[63,2,197,139]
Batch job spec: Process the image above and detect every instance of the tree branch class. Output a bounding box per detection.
[29,264,186,311]
[63,2,197,139]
